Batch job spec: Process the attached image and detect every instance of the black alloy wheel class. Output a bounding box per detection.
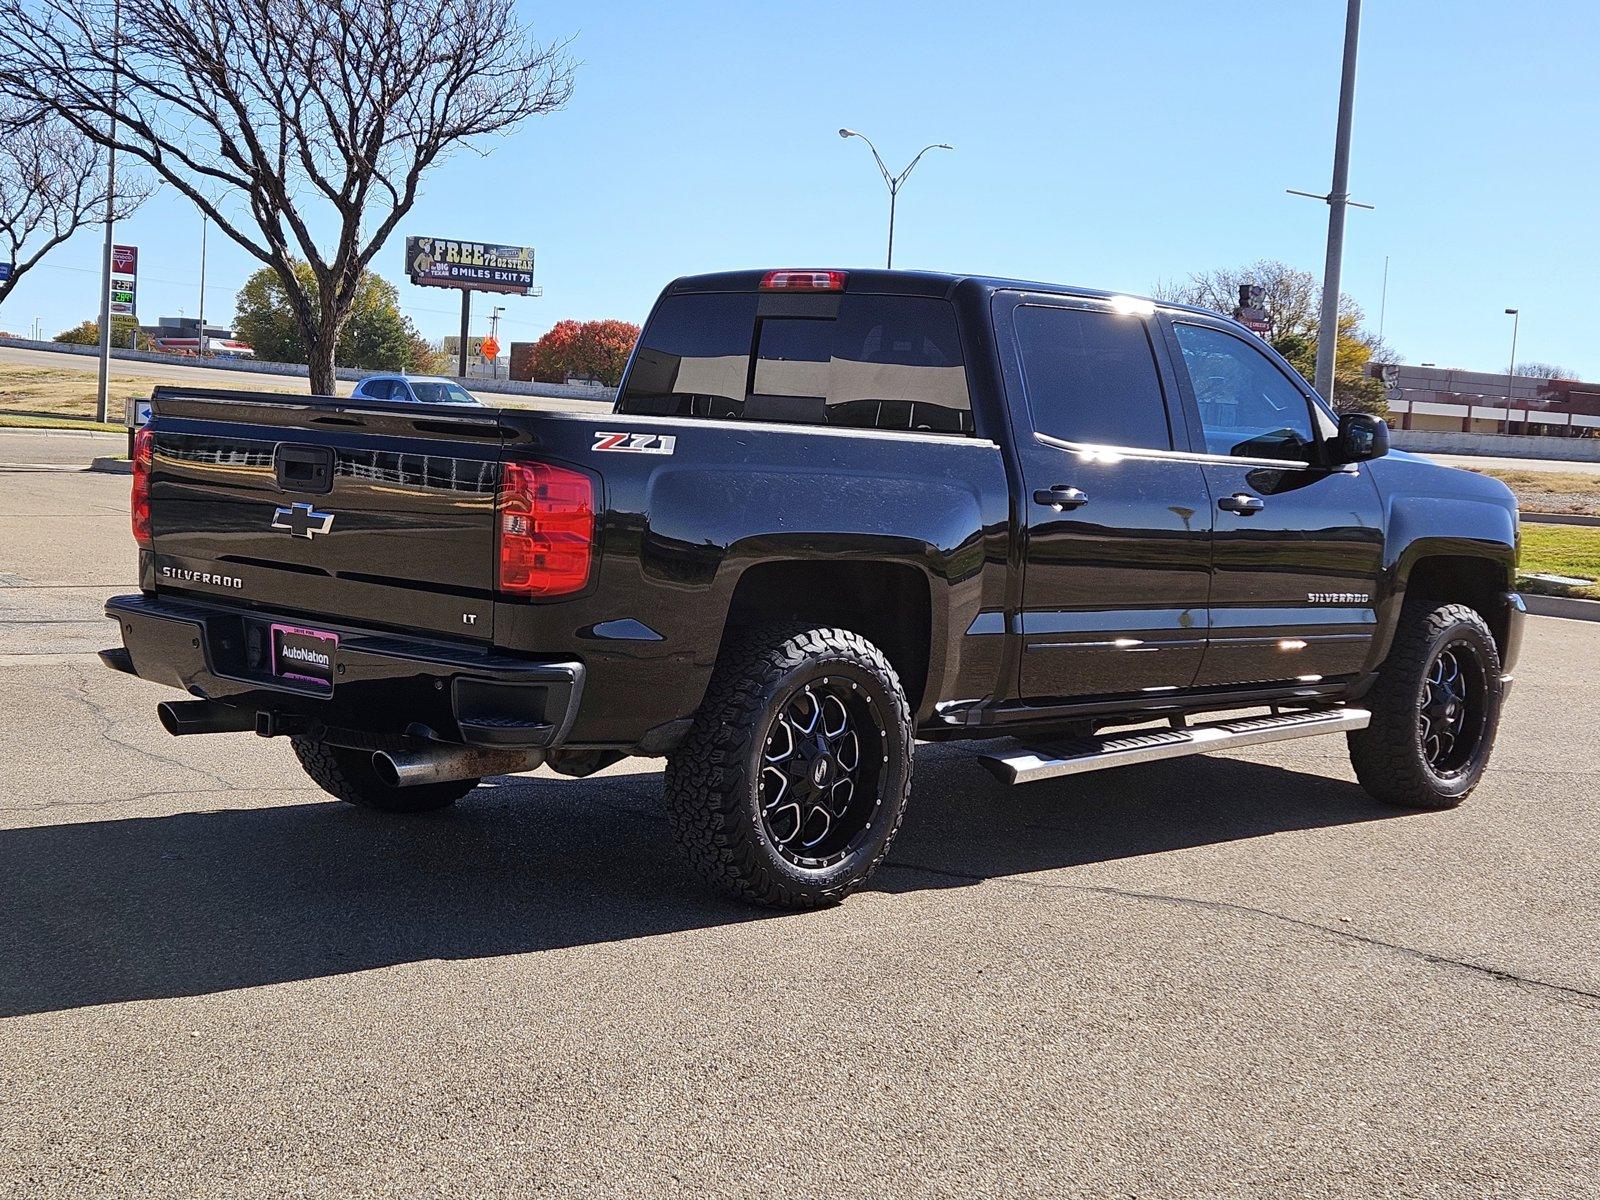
[1417,639,1488,777]
[758,677,887,869]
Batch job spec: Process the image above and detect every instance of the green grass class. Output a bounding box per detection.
[1465,467,1600,516]
[1519,524,1600,600]
[0,412,123,432]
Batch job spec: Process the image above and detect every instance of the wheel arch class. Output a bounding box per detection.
[1370,536,1521,672]
[718,558,938,718]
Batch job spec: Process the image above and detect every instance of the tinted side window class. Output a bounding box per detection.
[1173,323,1318,464]
[1013,305,1172,450]
[361,379,393,400]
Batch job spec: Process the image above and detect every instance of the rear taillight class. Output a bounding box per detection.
[759,269,847,291]
[497,461,594,597]
[131,426,154,548]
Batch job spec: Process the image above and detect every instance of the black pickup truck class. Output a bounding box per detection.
[104,267,1524,907]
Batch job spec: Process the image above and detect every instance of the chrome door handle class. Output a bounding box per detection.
[1033,486,1089,510]
[1217,492,1265,514]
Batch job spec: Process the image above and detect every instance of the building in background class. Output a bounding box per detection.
[142,315,254,358]
[1371,364,1599,438]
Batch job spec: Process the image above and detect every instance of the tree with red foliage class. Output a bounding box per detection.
[531,318,640,387]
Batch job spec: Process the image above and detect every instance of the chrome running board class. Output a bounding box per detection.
[977,707,1371,786]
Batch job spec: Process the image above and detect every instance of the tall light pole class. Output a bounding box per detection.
[94,0,123,423]
[1504,307,1520,435]
[838,129,953,268]
[1287,0,1372,404]
[196,213,208,356]
[1377,254,1389,338]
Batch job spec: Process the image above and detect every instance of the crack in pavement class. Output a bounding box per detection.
[60,664,234,790]
[883,859,1600,1009]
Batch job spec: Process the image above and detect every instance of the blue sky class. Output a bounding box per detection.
[3,0,1596,379]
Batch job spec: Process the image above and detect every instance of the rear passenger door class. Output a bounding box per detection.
[1161,317,1385,687]
[995,294,1213,702]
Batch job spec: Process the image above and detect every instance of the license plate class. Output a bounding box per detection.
[271,623,338,690]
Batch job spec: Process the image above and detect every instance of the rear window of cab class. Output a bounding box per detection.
[618,291,974,434]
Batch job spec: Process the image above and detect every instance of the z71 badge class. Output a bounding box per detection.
[593,431,677,455]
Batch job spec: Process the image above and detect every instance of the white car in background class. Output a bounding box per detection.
[350,375,481,405]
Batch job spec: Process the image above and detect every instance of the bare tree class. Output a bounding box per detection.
[0,0,573,393]
[1153,259,1322,341]
[1153,259,1395,414]
[0,99,149,311]
[1513,361,1576,381]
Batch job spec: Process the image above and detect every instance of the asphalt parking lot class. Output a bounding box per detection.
[2,443,1597,1198]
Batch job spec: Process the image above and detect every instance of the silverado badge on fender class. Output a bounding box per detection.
[271,502,335,539]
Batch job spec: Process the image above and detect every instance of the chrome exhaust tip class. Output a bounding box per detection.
[371,743,545,788]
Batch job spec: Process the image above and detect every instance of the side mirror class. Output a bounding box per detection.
[1333,412,1389,464]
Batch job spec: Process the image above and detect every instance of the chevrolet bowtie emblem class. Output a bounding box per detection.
[271,502,335,539]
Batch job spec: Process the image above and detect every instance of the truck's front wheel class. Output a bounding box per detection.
[1348,601,1504,809]
[665,625,914,908]
[291,735,477,813]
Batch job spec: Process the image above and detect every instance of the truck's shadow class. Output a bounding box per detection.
[0,746,1402,1016]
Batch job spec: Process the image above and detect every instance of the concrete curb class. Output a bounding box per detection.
[1523,593,1600,623]
[1523,512,1600,527]
[88,457,132,475]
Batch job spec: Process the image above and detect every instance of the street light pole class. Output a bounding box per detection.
[838,129,953,269]
[1378,254,1389,339]
[94,0,122,424]
[1504,307,1520,435]
[1287,0,1372,405]
[196,213,208,356]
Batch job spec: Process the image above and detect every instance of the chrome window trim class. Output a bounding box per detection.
[1033,430,1358,474]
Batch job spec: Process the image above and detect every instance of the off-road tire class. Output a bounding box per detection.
[1348,601,1503,809]
[290,734,478,813]
[665,624,914,908]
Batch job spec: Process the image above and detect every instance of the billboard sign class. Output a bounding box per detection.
[0,262,12,282]
[110,244,138,316]
[405,237,535,296]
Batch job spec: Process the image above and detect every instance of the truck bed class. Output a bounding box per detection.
[129,386,1009,749]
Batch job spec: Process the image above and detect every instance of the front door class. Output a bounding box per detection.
[1162,318,1386,687]
[997,294,1213,702]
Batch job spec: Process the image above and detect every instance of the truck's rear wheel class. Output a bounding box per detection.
[290,734,477,813]
[665,624,914,908]
[1348,601,1503,809]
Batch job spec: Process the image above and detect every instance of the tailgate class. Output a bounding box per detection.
[145,387,507,641]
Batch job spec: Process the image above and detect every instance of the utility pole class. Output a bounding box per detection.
[490,306,505,380]
[94,0,122,424]
[196,213,208,356]
[1378,254,1389,339]
[1287,0,1372,404]
[1503,307,1520,436]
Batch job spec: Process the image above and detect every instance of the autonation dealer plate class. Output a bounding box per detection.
[271,623,338,690]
